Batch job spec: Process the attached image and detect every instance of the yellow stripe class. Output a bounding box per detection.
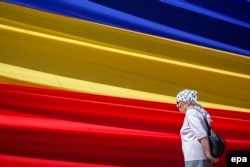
[1,24,249,79]
[0,62,249,113]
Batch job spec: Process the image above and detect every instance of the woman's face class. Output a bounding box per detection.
[177,101,188,113]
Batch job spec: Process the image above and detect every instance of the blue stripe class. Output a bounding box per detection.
[2,0,250,56]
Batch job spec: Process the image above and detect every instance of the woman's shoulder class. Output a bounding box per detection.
[186,108,202,117]
[186,108,197,113]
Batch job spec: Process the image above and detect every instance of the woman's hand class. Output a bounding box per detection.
[207,155,219,163]
[199,137,219,163]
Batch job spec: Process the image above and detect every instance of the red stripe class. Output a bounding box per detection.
[1,83,250,166]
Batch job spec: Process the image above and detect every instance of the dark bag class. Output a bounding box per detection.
[203,118,226,158]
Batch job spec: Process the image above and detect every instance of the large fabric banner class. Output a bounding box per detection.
[0,1,249,166]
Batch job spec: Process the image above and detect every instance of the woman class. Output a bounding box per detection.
[176,89,219,167]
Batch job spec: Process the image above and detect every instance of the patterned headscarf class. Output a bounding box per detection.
[176,89,197,104]
[176,89,212,124]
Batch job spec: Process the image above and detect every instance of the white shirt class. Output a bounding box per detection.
[180,108,208,161]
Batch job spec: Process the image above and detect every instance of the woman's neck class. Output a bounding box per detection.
[187,104,195,109]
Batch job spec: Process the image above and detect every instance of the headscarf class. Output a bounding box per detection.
[176,89,197,104]
[176,89,212,124]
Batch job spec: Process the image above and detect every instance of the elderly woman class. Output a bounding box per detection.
[176,89,219,167]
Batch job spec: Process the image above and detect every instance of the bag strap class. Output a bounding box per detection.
[203,116,211,136]
[193,108,211,136]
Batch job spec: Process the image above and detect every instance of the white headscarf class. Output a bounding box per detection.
[176,89,197,104]
[176,89,212,124]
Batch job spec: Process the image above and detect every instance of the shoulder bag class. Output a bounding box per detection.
[203,116,226,158]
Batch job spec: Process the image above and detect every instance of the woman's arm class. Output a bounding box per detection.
[199,136,219,163]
